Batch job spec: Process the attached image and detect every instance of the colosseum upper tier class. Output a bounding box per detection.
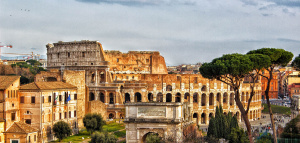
[46,40,262,126]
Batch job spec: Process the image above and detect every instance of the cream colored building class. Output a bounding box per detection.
[19,81,78,142]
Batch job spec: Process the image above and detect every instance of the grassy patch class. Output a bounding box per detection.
[51,129,90,143]
[114,130,126,137]
[103,122,125,132]
[262,103,291,115]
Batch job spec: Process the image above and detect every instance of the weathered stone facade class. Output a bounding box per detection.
[46,40,262,127]
[124,103,188,143]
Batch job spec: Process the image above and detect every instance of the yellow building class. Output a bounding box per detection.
[0,118,5,143]
[4,121,38,143]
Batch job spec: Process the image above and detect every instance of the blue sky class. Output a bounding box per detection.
[0,0,300,65]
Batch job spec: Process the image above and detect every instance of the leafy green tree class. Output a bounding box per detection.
[207,116,218,138]
[145,133,161,143]
[292,54,300,70]
[200,54,255,143]
[247,48,293,143]
[281,115,300,138]
[90,132,118,143]
[228,127,249,143]
[53,121,72,142]
[83,113,105,133]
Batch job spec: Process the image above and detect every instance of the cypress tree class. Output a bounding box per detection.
[207,117,218,137]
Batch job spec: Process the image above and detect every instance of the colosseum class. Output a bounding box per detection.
[45,40,262,127]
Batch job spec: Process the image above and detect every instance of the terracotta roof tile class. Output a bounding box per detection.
[20,81,77,90]
[5,121,38,133]
[0,76,20,90]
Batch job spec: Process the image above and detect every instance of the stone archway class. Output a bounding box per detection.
[109,113,115,119]
[157,92,163,102]
[223,92,228,104]
[148,93,153,102]
[193,92,198,103]
[193,113,199,125]
[166,93,172,102]
[125,93,131,103]
[141,132,162,143]
[89,92,95,101]
[135,92,142,102]
[99,92,105,103]
[209,93,214,106]
[201,113,206,124]
[184,92,190,103]
[175,93,181,102]
[201,93,206,106]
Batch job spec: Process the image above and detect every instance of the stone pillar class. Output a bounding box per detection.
[105,90,108,104]
[163,94,166,102]
[95,69,98,86]
[220,93,223,106]
[198,93,201,108]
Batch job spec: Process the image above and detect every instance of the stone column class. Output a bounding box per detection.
[95,69,98,86]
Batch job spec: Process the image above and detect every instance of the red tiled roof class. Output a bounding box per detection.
[20,81,77,90]
[4,121,38,133]
[0,76,20,90]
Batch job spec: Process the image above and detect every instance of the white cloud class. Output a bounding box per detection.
[0,0,299,65]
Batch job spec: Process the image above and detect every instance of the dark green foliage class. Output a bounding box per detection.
[20,75,29,84]
[207,117,218,138]
[53,121,72,142]
[83,113,105,133]
[281,115,300,138]
[228,127,249,143]
[292,54,300,70]
[247,48,293,67]
[207,106,239,140]
[256,133,273,143]
[145,133,161,143]
[200,53,254,80]
[90,132,118,143]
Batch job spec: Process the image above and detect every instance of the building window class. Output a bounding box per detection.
[53,114,55,121]
[57,53,60,58]
[65,112,67,119]
[48,96,51,103]
[34,135,36,141]
[117,58,119,62]
[74,94,77,100]
[59,113,62,120]
[42,96,44,103]
[31,96,35,104]
[25,119,31,124]
[29,136,30,143]
[82,52,85,57]
[91,63,94,65]
[74,110,76,117]
[20,96,25,103]
[59,95,62,101]
[146,59,149,63]
[12,103,14,107]
[68,52,70,58]
[11,113,16,121]
[69,111,71,118]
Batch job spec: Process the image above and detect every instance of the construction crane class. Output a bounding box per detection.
[2,52,40,60]
[0,43,13,60]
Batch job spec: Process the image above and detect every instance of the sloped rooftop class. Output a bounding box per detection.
[4,121,38,133]
[0,76,20,90]
[20,81,77,90]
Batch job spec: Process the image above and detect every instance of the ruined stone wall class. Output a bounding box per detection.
[87,100,107,120]
[46,40,107,68]
[63,70,86,129]
[35,69,62,82]
[105,50,167,74]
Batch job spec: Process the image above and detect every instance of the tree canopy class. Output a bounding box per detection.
[53,121,72,142]
[247,48,293,68]
[200,53,254,87]
[83,113,105,133]
[292,54,300,70]
[90,132,118,143]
